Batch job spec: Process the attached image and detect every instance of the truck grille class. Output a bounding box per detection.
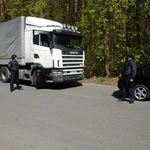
[61,50,84,76]
[62,55,84,68]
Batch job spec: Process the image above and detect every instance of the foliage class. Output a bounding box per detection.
[1,0,150,77]
[99,77,107,82]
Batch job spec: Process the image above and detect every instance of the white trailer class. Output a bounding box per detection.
[0,16,85,88]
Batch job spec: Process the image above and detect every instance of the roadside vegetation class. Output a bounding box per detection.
[0,0,150,81]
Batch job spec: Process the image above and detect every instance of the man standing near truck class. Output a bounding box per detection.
[118,51,136,104]
[8,54,22,92]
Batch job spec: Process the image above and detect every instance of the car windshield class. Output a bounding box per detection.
[53,33,83,51]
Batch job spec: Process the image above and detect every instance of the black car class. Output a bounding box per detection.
[118,64,150,101]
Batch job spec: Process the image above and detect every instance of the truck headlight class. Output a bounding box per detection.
[57,72,63,76]
[52,71,63,76]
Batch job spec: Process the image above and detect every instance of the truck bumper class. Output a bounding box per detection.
[46,74,84,83]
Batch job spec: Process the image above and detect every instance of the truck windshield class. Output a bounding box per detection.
[53,33,83,51]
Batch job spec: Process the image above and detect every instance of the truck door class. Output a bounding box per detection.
[33,30,53,68]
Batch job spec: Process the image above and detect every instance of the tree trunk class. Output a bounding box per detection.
[81,0,84,23]
[39,0,43,18]
[104,47,110,77]
[0,0,6,22]
[66,2,69,24]
[74,0,78,22]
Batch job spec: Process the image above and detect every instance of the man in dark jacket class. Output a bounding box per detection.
[118,51,136,104]
[8,54,22,92]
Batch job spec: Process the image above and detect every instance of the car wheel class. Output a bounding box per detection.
[134,84,150,101]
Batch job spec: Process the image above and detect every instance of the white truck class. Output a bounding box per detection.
[0,16,85,88]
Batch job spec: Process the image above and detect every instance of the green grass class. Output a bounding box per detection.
[99,77,107,82]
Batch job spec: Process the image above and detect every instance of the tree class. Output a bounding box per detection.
[0,0,6,22]
[2,0,150,77]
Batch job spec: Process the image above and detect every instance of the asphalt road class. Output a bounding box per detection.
[0,81,150,150]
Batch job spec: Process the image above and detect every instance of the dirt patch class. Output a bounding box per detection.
[81,76,119,86]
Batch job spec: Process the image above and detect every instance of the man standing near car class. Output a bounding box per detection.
[8,54,22,92]
[118,51,136,104]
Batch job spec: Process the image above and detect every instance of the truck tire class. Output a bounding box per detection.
[33,68,46,89]
[0,67,9,83]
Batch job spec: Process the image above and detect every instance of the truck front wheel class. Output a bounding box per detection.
[0,67,9,83]
[33,68,46,89]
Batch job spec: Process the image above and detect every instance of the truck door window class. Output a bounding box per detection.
[40,34,49,47]
[33,31,49,47]
[33,34,39,45]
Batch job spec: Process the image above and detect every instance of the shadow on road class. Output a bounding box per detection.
[16,80,83,90]
[112,90,150,102]
[46,81,83,90]
[112,90,122,100]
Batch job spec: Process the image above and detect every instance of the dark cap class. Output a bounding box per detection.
[11,54,17,60]
[124,51,132,58]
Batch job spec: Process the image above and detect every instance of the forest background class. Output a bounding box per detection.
[0,0,150,83]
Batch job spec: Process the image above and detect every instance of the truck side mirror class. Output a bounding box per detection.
[50,41,54,49]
